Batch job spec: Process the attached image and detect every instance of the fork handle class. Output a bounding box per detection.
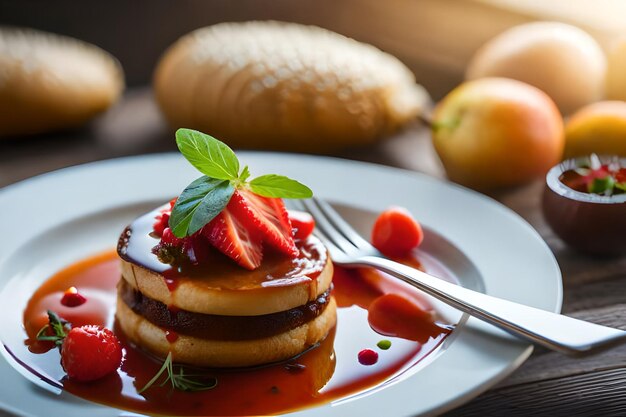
[357,256,626,356]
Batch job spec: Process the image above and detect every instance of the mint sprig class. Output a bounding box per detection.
[170,129,313,238]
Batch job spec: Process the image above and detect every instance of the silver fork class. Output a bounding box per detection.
[290,197,626,356]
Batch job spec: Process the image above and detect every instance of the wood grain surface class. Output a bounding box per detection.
[0,89,625,416]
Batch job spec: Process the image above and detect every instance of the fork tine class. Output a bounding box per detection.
[301,199,360,255]
[310,197,374,251]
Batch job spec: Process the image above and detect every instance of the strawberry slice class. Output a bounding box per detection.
[203,205,264,270]
[229,189,298,257]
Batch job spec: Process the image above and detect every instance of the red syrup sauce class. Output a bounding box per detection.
[22,210,454,416]
[22,251,453,416]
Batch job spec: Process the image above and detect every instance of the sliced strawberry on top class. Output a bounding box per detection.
[229,189,298,257]
[203,204,264,270]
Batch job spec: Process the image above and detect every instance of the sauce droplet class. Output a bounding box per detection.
[377,339,392,350]
[165,330,178,343]
[358,349,378,366]
[163,269,180,292]
[60,287,87,307]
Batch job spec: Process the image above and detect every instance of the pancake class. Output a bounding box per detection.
[119,242,333,316]
[116,296,337,367]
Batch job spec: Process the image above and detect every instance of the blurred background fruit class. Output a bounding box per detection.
[154,21,430,153]
[466,21,606,116]
[606,38,626,101]
[1,0,625,182]
[564,101,626,158]
[431,78,564,190]
[0,27,124,137]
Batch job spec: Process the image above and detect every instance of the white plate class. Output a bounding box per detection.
[0,153,561,417]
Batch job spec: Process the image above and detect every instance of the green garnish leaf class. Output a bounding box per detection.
[138,352,218,394]
[169,176,235,238]
[616,182,626,192]
[168,128,313,239]
[588,176,615,195]
[36,310,70,346]
[377,339,392,350]
[249,175,313,199]
[176,129,240,180]
[239,165,251,182]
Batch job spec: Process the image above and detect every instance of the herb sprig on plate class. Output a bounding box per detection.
[138,352,218,394]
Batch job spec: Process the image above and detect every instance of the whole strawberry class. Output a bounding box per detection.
[37,311,122,382]
[61,325,123,381]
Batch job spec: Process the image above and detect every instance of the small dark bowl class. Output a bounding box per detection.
[542,156,626,255]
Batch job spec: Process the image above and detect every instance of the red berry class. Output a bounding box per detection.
[161,228,183,246]
[371,207,424,257]
[228,190,298,257]
[153,211,170,236]
[288,210,315,241]
[203,206,264,270]
[358,349,378,365]
[152,199,177,236]
[60,287,87,307]
[61,325,122,381]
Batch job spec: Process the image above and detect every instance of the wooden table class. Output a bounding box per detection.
[1,89,625,416]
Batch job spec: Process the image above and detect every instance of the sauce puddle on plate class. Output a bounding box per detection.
[22,251,453,416]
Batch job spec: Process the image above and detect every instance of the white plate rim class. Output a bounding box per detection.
[0,152,562,417]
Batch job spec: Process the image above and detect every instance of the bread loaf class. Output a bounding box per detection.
[154,21,429,152]
[0,27,124,137]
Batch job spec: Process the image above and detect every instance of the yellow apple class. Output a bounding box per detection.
[432,78,564,190]
[565,101,626,158]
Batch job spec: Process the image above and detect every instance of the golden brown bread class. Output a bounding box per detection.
[0,27,124,137]
[116,295,337,367]
[154,21,430,152]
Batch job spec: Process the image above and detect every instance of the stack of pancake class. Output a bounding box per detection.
[116,231,336,368]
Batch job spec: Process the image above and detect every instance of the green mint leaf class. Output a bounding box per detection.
[169,176,235,238]
[248,175,313,199]
[615,182,626,192]
[239,165,251,182]
[176,128,239,180]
